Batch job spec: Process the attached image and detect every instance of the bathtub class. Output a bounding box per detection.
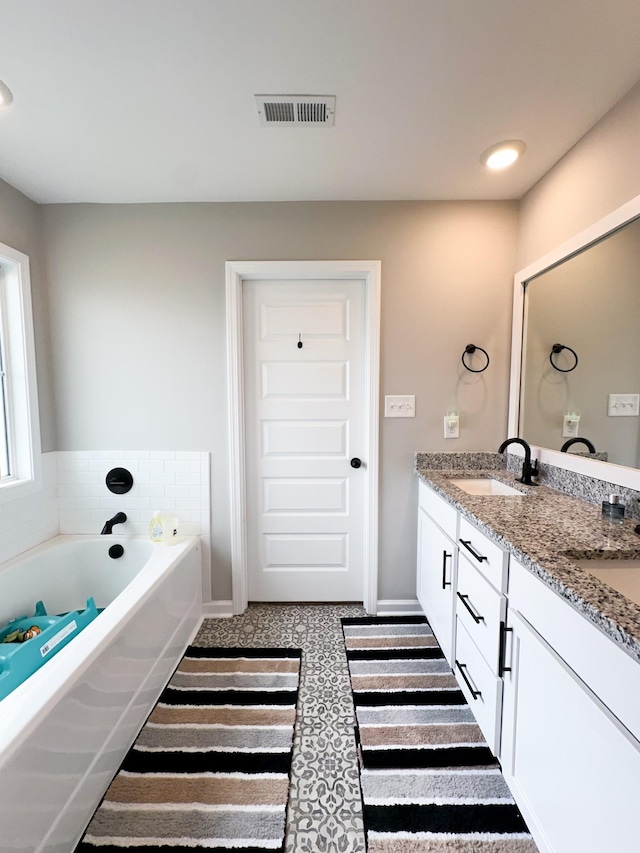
[0,534,202,853]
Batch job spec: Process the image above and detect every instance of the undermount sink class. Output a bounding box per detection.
[574,558,640,607]
[448,477,525,496]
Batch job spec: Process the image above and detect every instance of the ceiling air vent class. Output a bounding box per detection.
[255,95,335,127]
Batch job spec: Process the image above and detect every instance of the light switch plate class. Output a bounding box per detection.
[608,394,639,417]
[385,395,416,418]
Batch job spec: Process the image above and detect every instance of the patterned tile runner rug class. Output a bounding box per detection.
[342,616,539,853]
[76,646,301,852]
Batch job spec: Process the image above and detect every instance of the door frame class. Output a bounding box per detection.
[225,260,381,615]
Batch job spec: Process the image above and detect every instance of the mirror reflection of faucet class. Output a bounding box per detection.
[498,438,539,486]
[560,437,596,454]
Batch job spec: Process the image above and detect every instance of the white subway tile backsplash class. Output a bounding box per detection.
[139,460,165,473]
[1,450,211,597]
[150,473,177,486]
[165,461,191,474]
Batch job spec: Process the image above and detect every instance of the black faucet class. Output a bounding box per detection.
[498,438,539,486]
[101,512,127,534]
[560,437,596,453]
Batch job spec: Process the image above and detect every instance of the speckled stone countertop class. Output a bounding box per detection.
[415,461,640,663]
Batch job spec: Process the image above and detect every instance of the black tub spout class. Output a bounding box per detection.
[101,512,127,534]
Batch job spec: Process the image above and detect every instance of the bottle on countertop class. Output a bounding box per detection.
[602,494,625,525]
[149,510,165,542]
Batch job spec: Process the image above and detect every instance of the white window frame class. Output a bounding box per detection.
[0,241,42,501]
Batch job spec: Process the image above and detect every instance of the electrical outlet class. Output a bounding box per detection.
[444,414,459,439]
[562,414,580,438]
[384,395,416,418]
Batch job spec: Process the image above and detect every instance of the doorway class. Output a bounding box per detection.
[226,261,380,614]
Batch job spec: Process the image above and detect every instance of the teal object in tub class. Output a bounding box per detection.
[0,598,99,701]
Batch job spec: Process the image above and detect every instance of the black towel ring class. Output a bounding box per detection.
[549,343,578,373]
[461,344,490,373]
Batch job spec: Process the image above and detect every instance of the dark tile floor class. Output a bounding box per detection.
[194,604,367,852]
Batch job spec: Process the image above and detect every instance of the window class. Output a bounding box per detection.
[0,241,41,498]
[0,322,10,477]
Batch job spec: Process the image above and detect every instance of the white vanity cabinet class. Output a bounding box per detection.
[501,558,640,853]
[453,517,508,755]
[416,481,457,663]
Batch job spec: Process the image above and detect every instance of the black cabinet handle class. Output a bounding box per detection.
[498,621,513,678]
[456,592,484,623]
[455,660,482,699]
[459,539,488,563]
[350,457,362,469]
[441,551,452,589]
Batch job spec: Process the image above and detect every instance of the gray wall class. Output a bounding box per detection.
[41,200,518,601]
[0,178,56,451]
[518,79,640,268]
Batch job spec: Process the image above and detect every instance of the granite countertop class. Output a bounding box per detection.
[415,463,640,663]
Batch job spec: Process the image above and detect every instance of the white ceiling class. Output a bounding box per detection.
[1,0,640,204]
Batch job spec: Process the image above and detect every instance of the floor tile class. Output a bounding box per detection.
[194,605,366,852]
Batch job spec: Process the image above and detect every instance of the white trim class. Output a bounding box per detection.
[376,599,423,615]
[509,193,640,491]
[225,260,381,616]
[0,241,42,503]
[202,600,234,618]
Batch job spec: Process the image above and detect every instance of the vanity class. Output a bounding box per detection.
[416,459,640,853]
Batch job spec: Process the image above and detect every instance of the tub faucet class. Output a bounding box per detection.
[498,437,539,486]
[101,512,127,534]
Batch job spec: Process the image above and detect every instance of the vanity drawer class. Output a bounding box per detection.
[458,516,508,592]
[418,480,457,541]
[454,617,502,755]
[456,554,506,673]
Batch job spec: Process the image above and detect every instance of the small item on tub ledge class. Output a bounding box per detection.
[163,515,179,545]
[602,494,625,524]
[149,510,165,543]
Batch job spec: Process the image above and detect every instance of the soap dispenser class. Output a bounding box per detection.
[601,494,625,524]
[149,510,165,542]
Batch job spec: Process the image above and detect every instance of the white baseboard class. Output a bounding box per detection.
[202,599,423,618]
[376,598,423,615]
[202,600,234,618]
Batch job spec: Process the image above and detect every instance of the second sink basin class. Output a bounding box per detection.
[449,477,525,496]
[574,558,640,607]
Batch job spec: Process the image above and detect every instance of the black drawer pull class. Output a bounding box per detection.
[457,592,485,623]
[459,539,488,563]
[498,621,513,678]
[455,660,482,699]
[441,551,452,589]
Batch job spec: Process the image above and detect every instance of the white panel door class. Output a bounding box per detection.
[243,279,365,601]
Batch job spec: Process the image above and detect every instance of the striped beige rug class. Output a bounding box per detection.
[342,617,538,853]
[76,646,301,852]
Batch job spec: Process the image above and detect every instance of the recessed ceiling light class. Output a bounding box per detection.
[480,139,526,170]
[0,80,14,107]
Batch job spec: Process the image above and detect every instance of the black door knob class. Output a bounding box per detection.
[350,457,362,469]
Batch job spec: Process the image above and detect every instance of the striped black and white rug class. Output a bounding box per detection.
[76,646,301,852]
[342,616,538,853]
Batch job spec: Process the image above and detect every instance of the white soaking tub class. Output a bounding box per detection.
[0,534,202,853]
